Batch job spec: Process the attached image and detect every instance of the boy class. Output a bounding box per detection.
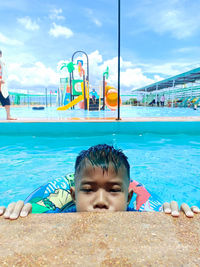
[89,88,98,104]
[0,144,199,219]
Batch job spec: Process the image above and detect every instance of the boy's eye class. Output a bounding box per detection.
[110,187,122,192]
[81,187,93,193]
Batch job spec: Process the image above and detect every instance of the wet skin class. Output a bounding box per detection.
[70,165,133,212]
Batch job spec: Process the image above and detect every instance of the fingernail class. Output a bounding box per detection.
[172,211,179,217]
[3,213,10,219]
[165,208,171,214]
[10,213,18,220]
[186,211,194,217]
[193,207,200,213]
[20,211,28,217]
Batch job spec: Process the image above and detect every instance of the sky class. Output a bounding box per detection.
[0,0,200,94]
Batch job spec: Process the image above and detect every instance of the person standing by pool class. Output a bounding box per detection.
[157,95,160,107]
[160,95,165,107]
[0,50,16,120]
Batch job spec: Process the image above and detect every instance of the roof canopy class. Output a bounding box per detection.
[134,67,200,92]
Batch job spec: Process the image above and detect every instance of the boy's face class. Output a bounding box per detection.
[70,165,133,212]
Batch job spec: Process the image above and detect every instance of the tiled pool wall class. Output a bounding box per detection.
[1,121,200,136]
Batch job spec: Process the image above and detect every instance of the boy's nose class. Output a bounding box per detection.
[93,189,109,210]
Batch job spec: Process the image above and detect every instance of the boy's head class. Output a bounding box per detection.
[70,144,133,212]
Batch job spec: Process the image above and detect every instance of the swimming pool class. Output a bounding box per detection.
[1,106,200,120]
[0,121,200,208]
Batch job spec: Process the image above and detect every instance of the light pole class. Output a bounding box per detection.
[117,0,121,120]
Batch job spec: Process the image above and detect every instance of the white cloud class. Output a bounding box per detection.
[49,23,73,38]
[8,50,196,92]
[84,52,199,90]
[0,32,23,46]
[85,8,102,27]
[153,9,198,39]
[128,0,200,39]
[7,61,59,88]
[17,16,39,31]
[121,68,154,88]
[57,60,71,78]
[153,75,163,82]
[143,62,192,77]
[61,51,161,91]
[93,18,102,27]
[101,57,133,72]
[49,8,65,20]
[89,50,103,65]
[174,46,200,54]
[107,66,154,90]
[69,51,156,91]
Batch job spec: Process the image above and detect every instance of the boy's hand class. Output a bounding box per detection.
[0,201,32,220]
[163,201,200,218]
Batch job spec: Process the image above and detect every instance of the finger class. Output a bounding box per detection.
[191,206,200,214]
[181,203,194,218]
[20,203,32,217]
[3,202,16,219]
[170,201,179,217]
[0,206,6,216]
[163,202,171,214]
[9,201,25,220]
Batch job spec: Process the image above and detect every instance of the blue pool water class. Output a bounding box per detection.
[0,122,200,208]
[1,106,200,120]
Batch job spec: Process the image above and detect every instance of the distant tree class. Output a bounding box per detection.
[123,98,137,105]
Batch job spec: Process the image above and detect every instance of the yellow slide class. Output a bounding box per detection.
[57,95,84,111]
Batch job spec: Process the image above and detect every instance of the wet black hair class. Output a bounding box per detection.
[75,144,130,182]
[0,50,2,55]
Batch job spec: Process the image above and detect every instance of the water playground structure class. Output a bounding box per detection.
[57,51,121,111]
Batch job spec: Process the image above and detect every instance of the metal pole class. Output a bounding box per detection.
[83,74,87,110]
[102,74,105,110]
[27,89,30,107]
[50,91,52,106]
[57,87,59,107]
[156,84,158,106]
[45,88,48,107]
[117,0,121,120]
[70,73,72,102]
[172,79,175,108]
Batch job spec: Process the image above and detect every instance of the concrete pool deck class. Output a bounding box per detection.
[1,116,200,122]
[0,212,200,266]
